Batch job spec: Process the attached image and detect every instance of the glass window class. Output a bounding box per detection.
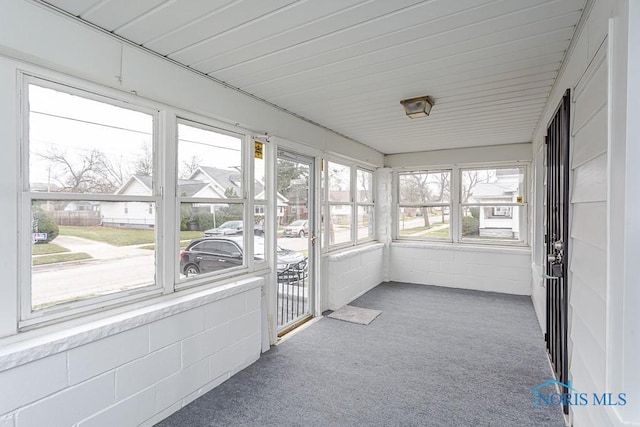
[461,167,526,243]
[356,169,373,203]
[26,83,157,312]
[324,162,376,248]
[327,161,352,247]
[356,169,374,241]
[177,121,246,282]
[329,204,352,246]
[397,170,451,240]
[357,205,374,241]
[328,161,351,202]
[395,166,528,245]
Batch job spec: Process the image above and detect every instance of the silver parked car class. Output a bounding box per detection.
[283,219,308,237]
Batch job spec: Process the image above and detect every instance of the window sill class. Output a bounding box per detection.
[0,276,263,373]
[323,242,384,261]
[391,240,531,255]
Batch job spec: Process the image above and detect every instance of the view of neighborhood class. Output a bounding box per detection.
[397,168,524,241]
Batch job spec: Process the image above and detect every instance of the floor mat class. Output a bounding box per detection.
[327,305,381,325]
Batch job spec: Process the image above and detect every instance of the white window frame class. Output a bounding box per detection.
[19,75,163,327]
[355,167,375,243]
[323,159,376,251]
[16,71,270,329]
[394,164,529,246]
[458,165,528,245]
[396,169,453,242]
[174,118,252,289]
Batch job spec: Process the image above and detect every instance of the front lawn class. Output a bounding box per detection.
[59,226,203,246]
[32,243,70,255]
[33,252,92,266]
[399,224,450,238]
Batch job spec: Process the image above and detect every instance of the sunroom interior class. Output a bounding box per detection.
[0,0,639,426]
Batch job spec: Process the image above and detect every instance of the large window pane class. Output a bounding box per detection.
[178,123,243,197]
[462,167,525,203]
[399,171,450,204]
[328,162,351,202]
[398,207,450,239]
[357,169,373,203]
[461,205,524,241]
[28,85,153,194]
[357,205,374,240]
[179,202,245,279]
[330,204,352,245]
[31,201,156,310]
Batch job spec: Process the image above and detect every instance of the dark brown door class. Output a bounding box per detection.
[545,89,570,414]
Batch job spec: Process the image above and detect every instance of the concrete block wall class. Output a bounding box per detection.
[325,243,385,310]
[0,283,262,427]
[390,243,531,295]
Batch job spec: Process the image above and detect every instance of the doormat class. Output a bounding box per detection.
[328,305,381,325]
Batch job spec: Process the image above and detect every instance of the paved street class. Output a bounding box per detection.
[32,254,155,308]
[32,235,155,308]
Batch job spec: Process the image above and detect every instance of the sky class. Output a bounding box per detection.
[28,84,264,191]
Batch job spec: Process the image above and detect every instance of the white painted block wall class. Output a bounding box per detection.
[0,283,262,427]
[390,243,532,295]
[324,244,384,310]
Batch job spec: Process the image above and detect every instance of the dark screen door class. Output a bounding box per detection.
[545,89,570,414]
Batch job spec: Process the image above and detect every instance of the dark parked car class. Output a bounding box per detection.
[180,236,304,278]
[204,220,264,236]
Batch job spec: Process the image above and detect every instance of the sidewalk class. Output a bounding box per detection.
[54,235,151,261]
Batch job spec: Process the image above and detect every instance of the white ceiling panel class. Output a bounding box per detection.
[142,0,298,55]
[213,0,575,84]
[116,0,235,44]
[194,0,478,75]
[81,0,168,30]
[40,0,588,154]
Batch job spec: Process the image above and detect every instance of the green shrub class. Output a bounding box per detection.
[32,208,59,244]
[470,207,480,219]
[462,216,479,236]
[194,212,215,231]
[180,205,193,231]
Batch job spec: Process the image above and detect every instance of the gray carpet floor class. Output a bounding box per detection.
[156,282,565,427]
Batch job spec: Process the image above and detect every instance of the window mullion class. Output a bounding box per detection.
[351,165,356,246]
[160,111,177,294]
[452,166,460,243]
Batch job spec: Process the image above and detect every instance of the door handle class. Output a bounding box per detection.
[217,259,226,263]
[196,256,203,260]
[542,273,560,281]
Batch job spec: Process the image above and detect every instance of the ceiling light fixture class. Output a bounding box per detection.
[400,96,435,118]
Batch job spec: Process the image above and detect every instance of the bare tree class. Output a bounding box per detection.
[180,154,202,179]
[461,170,495,203]
[357,171,372,203]
[134,142,153,176]
[328,164,349,202]
[39,147,107,193]
[399,171,451,227]
[95,154,131,192]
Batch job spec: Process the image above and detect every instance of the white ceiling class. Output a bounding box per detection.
[41,0,586,154]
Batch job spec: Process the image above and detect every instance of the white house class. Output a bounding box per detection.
[189,166,289,220]
[101,175,216,228]
[470,169,523,239]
